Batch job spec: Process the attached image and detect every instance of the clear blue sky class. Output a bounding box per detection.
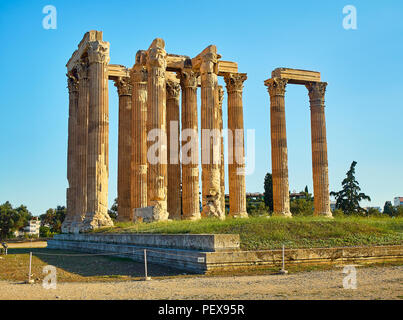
[0,0,402,216]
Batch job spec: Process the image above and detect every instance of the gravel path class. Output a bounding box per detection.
[0,265,401,300]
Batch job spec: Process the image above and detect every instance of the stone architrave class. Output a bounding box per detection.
[179,68,201,220]
[62,72,79,233]
[114,76,133,221]
[217,86,226,215]
[224,73,248,218]
[83,40,114,230]
[306,82,332,217]
[146,38,169,221]
[200,46,224,219]
[131,51,148,213]
[166,79,182,220]
[264,78,292,217]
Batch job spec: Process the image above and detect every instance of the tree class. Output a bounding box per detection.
[383,201,394,216]
[108,198,118,220]
[330,161,371,215]
[263,173,273,212]
[0,201,32,240]
[290,198,314,216]
[39,206,66,233]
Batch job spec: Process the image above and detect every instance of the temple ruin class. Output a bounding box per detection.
[62,31,248,233]
[264,68,332,217]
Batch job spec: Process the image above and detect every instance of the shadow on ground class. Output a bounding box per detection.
[2,248,191,282]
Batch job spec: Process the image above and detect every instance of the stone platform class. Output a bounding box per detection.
[47,234,403,273]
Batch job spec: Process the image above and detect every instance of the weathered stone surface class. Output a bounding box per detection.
[224,73,248,218]
[271,68,321,84]
[146,38,169,221]
[131,51,148,211]
[180,68,201,220]
[114,76,133,221]
[166,79,182,220]
[217,86,225,215]
[199,46,224,220]
[264,78,292,217]
[306,82,332,217]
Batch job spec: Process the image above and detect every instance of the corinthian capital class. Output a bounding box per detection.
[224,73,247,93]
[306,82,328,103]
[131,65,148,83]
[76,59,89,80]
[264,78,288,96]
[67,73,78,94]
[87,41,110,65]
[114,76,132,96]
[166,80,181,99]
[179,69,199,89]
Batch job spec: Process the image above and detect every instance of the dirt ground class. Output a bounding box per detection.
[0,265,401,300]
[5,241,48,249]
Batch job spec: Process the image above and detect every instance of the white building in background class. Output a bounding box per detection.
[24,217,41,236]
[394,197,403,207]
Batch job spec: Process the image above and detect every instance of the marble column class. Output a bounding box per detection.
[72,60,90,231]
[224,73,248,218]
[62,72,79,232]
[166,79,181,219]
[179,69,201,220]
[306,82,332,218]
[264,78,292,217]
[146,38,169,220]
[217,86,226,215]
[114,76,133,221]
[84,40,113,230]
[200,47,224,219]
[131,51,148,211]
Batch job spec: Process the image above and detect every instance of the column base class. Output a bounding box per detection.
[272,211,292,218]
[81,212,114,232]
[182,214,201,221]
[314,211,333,218]
[229,211,249,219]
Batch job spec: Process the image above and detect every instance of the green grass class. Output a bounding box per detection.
[92,216,403,250]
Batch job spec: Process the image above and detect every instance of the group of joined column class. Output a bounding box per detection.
[64,38,114,233]
[264,77,332,218]
[113,39,248,222]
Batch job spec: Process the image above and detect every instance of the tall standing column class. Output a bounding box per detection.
[72,60,90,231]
[114,76,133,221]
[306,82,332,217]
[166,79,182,219]
[62,72,79,233]
[84,40,113,230]
[146,38,169,221]
[264,78,292,217]
[218,86,225,215]
[224,73,248,218]
[180,69,201,220]
[200,46,224,219]
[131,51,148,211]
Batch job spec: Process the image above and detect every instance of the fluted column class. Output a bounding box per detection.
[72,60,90,230]
[180,69,201,220]
[224,73,248,218]
[84,40,113,230]
[306,82,332,218]
[131,51,148,211]
[200,46,224,219]
[166,79,181,219]
[114,76,133,221]
[62,72,79,233]
[264,78,292,217]
[218,86,225,215]
[146,38,169,221]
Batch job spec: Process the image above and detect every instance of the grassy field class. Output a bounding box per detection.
[93,216,403,250]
